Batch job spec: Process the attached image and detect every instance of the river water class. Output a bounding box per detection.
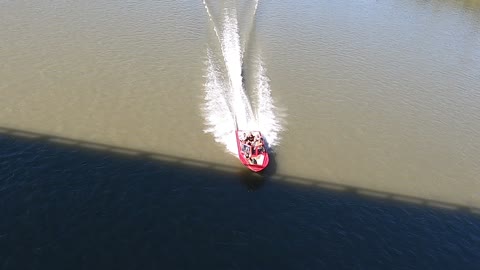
[1,0,480,268]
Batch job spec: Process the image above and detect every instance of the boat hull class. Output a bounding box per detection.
[235,130,269,172]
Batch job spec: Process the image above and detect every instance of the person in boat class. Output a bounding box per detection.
[244,149,255,164]
[253,134,260,144]
[245,132,255,145]
[240,132,246,143]
[244,150,250,160]
[255,137,265,153]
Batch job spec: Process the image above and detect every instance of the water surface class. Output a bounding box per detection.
[1,0,480,268]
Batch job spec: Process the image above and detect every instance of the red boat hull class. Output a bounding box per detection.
[235,130,269,172]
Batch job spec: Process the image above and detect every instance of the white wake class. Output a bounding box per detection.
[202,0,284,155]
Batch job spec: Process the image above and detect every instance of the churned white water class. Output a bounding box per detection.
[202,0,284,155]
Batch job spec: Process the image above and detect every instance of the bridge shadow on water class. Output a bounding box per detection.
[0,126,479,269]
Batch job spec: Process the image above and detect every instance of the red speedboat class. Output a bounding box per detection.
[235,130,269,172]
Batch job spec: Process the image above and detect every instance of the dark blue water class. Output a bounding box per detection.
[1,129,479,270]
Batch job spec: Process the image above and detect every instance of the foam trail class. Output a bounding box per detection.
[221,8,255,130]
[254,56,284,148]
[203,49,238,154]
[253,0,259,17]
[241,0,259,60]
[204,0,255,129]
[202,0,285,155]
[203,0,222,50]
